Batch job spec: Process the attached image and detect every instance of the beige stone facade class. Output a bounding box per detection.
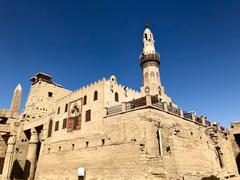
[0,26,240,180]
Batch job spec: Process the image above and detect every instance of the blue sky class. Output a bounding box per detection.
[0,0,240,127]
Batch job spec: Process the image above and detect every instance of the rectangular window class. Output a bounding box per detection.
[73,117,78,130]
[55,121,59,131]
[85,110,91,122]
[62,118,67,129]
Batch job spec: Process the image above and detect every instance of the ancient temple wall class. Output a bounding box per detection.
[7,105,240,179]
[46,79,106,143]
[0,135,8,175]
[35,110,158,180]
[23,80,71,121]
[228,122,240,174]
[149,109,239,179]
[9,127,30,179]
[5,71,240,179]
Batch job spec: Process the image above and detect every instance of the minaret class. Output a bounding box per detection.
[10,84,22,112]
[140,25,161,96]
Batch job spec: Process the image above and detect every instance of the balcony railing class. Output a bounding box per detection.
[107,104,122,116]
[126,97,147,111]
[140,53,160,63]
[183,111,192,121]
[105,95,227,132]
[152,95,164,109]
[205,120,211,126]
[196,117,203,124]
[168,106,180,116]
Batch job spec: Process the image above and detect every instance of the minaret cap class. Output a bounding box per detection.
[145,19,150,28]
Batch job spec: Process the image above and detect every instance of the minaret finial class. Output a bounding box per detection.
[145,19,149,28]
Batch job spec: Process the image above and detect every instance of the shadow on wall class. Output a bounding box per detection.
[23,160,31,179]
[0,158,5,174]
[236,153,240,174]
[10,160,31,179]
[10,160,24,179]
[201,175,220,180]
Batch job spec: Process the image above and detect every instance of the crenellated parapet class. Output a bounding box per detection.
[57,77,106,102]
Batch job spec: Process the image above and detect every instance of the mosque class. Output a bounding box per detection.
[0,25,240,180]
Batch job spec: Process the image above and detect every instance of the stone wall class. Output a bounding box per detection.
[32,107,239,179]
[36,110,155,180]
[229,122,240,175]
[23,79,71,121]
[3,73,240,180]
[0,135,8,174]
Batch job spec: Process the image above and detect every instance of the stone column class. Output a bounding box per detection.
[163,102,168,112]
[146,95,152,106]
[200,116,206,125]
[179,109,184,118]
[190,112,196,122]
[2,135,16,180]
[25,128,39,180]
[121,102,126,112]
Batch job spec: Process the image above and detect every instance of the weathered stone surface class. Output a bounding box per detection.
[0,26,239,180]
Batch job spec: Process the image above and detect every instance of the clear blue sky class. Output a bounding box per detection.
[0,0,240,128]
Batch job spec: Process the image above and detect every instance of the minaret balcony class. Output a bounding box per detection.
[140,53,160,67]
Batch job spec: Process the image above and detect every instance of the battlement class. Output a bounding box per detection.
[57,76,141,102]
[105,75,140,95]
[57,77,106,102]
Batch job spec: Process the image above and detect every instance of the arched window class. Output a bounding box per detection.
[55,121,59,131]
[48,120,53,137]
[144,72,149,83]
[94,91,98,101]
[62,118,67,129]
[83,95,87,105]
[144,33,147,40]
[150,72,155,81]
[115,92,119,102]
[64,104,68,113]
[57,107,60,114]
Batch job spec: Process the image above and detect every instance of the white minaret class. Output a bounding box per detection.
[140,25,161,96]
[143,27,156,55]
[10,84,22,112]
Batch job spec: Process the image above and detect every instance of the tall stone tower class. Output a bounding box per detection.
[10,84,22,112]
[140,25,161,96]
[22,72,71,121]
